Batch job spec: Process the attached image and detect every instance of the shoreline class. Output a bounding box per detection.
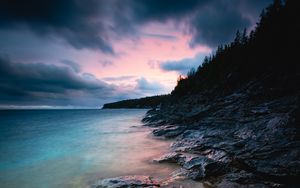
[89,112,207,188]
[95,91,299,188]
[140,94,299,188]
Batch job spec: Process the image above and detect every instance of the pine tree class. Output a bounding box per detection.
[187,68,196,78]
[249,30,255,42]
[234,30,241,45]
[216,45,224,55]
[242,28,248,45]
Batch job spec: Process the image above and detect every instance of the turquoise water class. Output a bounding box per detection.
[0,109,175,188]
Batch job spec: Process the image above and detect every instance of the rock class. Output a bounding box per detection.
[223,171,257,184]
[169,168,190,179]
[183,156,227,180]
[183,156,213,170]
[153,126,187,138]
[217,179,269,188]
[91,176,160,188]
[250,106,270,115]
[161,175,205,188]
[153,152,186,165]
[206,149,232,163]
[143,85,299,187]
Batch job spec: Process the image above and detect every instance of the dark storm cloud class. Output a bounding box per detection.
[0,0,272,51]
[0,56,117,106]
[124,0,272,47]
[126,0,210,22]
[189,1,250,47]
[189,0,272,47]
[0,0,114,54]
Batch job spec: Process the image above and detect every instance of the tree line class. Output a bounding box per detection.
[172,0,299,98]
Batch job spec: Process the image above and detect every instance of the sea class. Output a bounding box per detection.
[0,109,176,188]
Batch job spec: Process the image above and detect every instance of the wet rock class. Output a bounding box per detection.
[153,152,186,165]
[183,156,227,180]
[206,149,232,163]
[250,106,270,115]
[224,171,257,184]
[143,87,299,187]
[217,179,269,188]
[169,168,190,179]
[91,176,160,188]
[161,175,205,188]
[153,126,187,138]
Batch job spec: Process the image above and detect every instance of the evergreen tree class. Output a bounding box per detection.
[241,28,248,45]
[234,30,241,45]
[249,30,255,42]
[187,68,196,78]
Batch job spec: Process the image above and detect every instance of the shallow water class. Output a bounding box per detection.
[0,109,177,188]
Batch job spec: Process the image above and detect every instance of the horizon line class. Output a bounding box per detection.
[0,105,102,110]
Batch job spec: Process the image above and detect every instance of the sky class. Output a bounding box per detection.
[0,0,272,108]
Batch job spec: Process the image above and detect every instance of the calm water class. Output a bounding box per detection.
[0,109,176,188]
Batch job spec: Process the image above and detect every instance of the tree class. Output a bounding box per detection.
[241,28,248,45]
[177,75,184,82]
[268,0,283,14]
[249,30,255,42]
[216,45,224,55]
[234,30,241,45]
[187,68,196,78]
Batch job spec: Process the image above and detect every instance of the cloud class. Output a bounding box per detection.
[0,56,168,107]
[160,53,206,75]
[135,77,166,95]
[102,76,167,97]
[189,1,250,47]
[148,59,160,69]
[127,0,209,22]
[0,56,117,106]
[99,60,114,67]
[125,0,272,47]
[60,59,81,73]
[0,0,272,52]
[0,0,114,54]
[103,76,137,82]
[142,33,177,41]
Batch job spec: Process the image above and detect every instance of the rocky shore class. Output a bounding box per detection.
[92,81,299,188]
[141,87,299,187]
